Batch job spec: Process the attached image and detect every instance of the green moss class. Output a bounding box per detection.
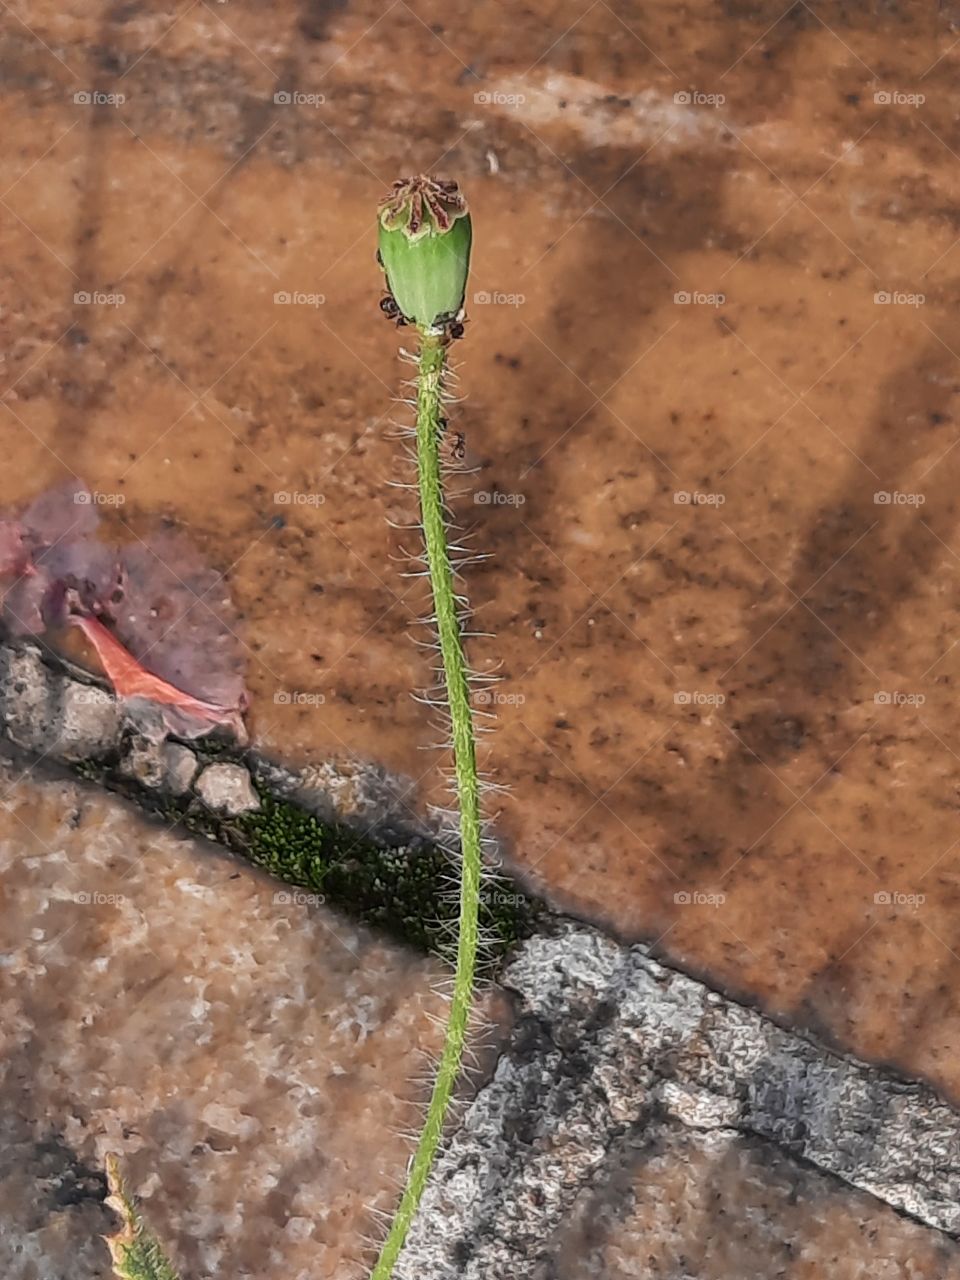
[72,754,544,960]
[72,757,106,783]
[196,786,543,957]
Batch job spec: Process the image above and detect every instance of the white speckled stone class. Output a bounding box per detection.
[195,762,260,815]
[0,646,56,754]
[162,743,199,796]
[56,683,121,762]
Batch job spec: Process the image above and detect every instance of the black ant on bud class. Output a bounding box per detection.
[379,292,408,327]
[434,309,466,342]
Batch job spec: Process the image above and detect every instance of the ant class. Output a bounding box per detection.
[435,415,464,458]
[434,308,466,342]
[377,253,408,326]
[379,292,408,327]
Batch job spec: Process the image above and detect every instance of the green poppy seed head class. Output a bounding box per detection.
[378,175,472,334]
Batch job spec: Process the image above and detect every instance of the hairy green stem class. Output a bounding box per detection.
[370,332,482,1279]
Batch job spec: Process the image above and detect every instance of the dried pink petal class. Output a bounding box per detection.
[70,613,248,742]
[114,534,247,712]
[0,483,249,741]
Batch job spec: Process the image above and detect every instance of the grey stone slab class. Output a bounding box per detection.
[397,924,960,1278]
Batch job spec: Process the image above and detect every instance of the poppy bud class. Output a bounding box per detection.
[377,175,472,332]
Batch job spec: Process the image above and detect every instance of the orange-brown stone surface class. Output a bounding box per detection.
[0,763,473,1278]
[4,0,960,1106]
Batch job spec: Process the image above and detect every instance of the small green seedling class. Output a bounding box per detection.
[103,1154,181,1280]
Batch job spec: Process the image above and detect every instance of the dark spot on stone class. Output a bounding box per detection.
[452,1237,475,1265]
[735,711,807,761]
[298,0,349,41]
[34,1134,108,1209]
[205,1129,237,1153]
[107,1,144,21]
[92,46,125,75]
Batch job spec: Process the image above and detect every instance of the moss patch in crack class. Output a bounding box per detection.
[68,751,544,958]
[188,785,543,957]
